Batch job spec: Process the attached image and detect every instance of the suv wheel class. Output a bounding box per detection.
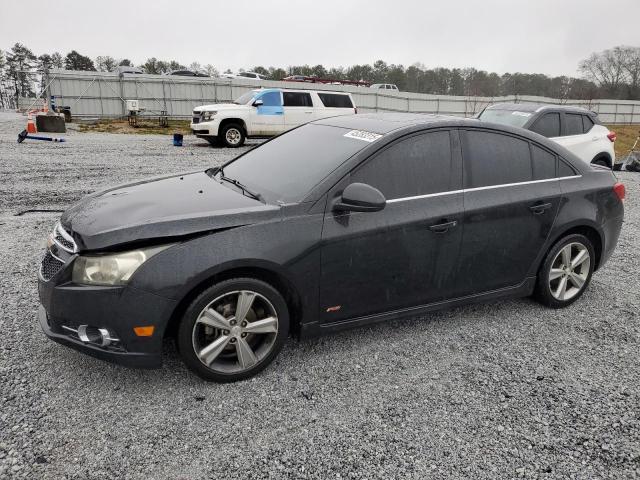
[220,123,245,148]
[177,278,289,382]
[534,234,595,308]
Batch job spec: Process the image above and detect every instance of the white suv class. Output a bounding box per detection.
[479,103,616,168]
[191,88,357,147]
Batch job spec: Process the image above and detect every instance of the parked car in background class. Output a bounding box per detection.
[166,70,209,77]
[221,72,269,81]
[478,103,616,168]
[371,83,399,91]
[37,113,625,382]
[115,66,143,75]
[191,88,357,147]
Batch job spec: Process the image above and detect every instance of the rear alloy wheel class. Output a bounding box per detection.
[220,123,245,148]
[178,278,289,382]
[535,234,595,308]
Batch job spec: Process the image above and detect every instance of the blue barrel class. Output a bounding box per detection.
[173,133,183,146]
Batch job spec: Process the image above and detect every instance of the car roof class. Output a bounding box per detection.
[485,102,593,115]
[252,88,352,96]
[314,113,470,134]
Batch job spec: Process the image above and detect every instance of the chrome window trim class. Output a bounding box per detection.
[386,175,581,204]
[52,222,78,253]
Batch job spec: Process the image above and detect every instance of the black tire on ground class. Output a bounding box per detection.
[534,234,595,309]
[220,123,245,148]
[177,278,289,382]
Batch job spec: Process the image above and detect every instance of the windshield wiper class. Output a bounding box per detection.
[214,168,264,202]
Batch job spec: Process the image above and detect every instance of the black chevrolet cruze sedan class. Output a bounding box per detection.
[38,113,625,382]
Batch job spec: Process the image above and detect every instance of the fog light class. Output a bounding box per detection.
[76,325,119,347]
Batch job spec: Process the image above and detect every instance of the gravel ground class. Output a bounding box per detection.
[0,111,639,479]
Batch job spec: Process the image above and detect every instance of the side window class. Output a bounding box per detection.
[530,113,560,138]
[558,159,576,177]
[462,130,532,188]
[257,91,281,107]
[531,145,557,180]
[283,92,313,107]
[318,93,353,108]
[564,114,584,136]
[379,85,385,89]
[582,115,594,133]
[351,131,454,199]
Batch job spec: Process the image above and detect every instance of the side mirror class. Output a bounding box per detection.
[253,99,263,107]
[333,183,386,213]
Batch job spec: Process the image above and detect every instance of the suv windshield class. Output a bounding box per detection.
[220,124,373,203]
[234,91,257,105]
[478,109,532,128]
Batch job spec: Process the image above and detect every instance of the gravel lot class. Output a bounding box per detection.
[0,111,639,479]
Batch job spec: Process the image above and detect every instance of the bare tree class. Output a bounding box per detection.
[95,55,118,72]
[579,46,629,98]
[621,46,640,98]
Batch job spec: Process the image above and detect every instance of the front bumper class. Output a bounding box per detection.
[38,255,178,369]
[38,306,161,368]
[190,118,219,136]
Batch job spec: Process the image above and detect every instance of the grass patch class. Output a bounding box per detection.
[606,124,640,158]
[77,119,191,135]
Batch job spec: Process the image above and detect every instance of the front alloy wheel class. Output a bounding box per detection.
[220,123,245,148]
[178,278,289,382]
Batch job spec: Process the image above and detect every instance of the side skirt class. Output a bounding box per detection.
[299,277,537,338]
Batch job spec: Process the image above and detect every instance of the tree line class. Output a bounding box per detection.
[1,42,639,109]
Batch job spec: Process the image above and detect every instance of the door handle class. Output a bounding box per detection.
[305,111,313,114]
[429,220,457,233]
[529,202,552,215]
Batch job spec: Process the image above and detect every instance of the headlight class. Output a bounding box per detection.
[72,244,172,286]
[202,111,217,121]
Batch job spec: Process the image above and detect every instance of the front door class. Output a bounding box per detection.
[249,90,284,136]
[454,128,561,296]
[319,130,464,324]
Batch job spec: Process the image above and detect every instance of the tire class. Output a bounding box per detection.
[205,137,219,146]
[177,278,289,382]
[220,123,245,148]
[534,234,595,309]
[592,157,610,168]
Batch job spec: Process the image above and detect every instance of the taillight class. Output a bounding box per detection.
[607,131,617,142]
[613,182,625,201]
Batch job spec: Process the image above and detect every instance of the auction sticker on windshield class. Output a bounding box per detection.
[344,130,383,142]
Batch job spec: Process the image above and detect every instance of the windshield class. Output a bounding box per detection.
[221,124,373,203]
[478,109,532,128]
[234,91,257,105]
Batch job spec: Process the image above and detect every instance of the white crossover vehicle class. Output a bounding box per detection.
[191,88,357,147]
[479,103,616,168]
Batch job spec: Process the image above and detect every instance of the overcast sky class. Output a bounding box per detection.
[1,0,638,77]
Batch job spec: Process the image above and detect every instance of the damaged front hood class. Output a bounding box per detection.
[61,171,280,251]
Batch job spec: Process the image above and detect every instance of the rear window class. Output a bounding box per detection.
[318,93,354,108]
[478,109,532,128]
[583,115,594,132]
[283,92,313,107]
[565,114,584,136]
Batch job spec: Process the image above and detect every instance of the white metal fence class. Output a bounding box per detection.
[46,69,640,124]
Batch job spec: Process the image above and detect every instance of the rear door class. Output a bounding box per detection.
[282,91,314,130]
[555,112,591,160]
[454,129,561,296]
[319,129,464,323]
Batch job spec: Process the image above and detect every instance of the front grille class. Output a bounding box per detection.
[41,251,64,281]
[54,232,74,250]
[192,116,200,124]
